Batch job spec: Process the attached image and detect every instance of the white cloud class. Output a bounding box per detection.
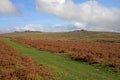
[35,0,120,32]
[0,0,17,14]
[0,29,5,33]
[14,24,45,31]
[74,22,86,29]
[0,27,12,33]
[14,22,85,32]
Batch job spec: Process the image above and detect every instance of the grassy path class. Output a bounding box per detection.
[3,38,120,80]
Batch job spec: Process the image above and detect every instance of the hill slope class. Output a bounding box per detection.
[1,31,120,43]
[3,38,120,80]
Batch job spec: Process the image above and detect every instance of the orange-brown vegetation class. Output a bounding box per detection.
[13,39,120,71]
[0,40,52,80]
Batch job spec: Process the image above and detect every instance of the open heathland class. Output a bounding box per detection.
[3,38,120,80]
[0,39,52,80]
[12,39,120,71]
[1,31,120,43]
[0,31,120,80]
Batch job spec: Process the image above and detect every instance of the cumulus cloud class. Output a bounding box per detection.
[0,29,5,33]
[0,0,17,14]
[35,0,120,32]
[14,22,85,32]
[14,24,45,32]
[0,27,13,34]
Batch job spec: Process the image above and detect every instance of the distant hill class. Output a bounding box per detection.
[0,31,120,43]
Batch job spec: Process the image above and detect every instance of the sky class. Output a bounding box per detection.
[0,0,120,33]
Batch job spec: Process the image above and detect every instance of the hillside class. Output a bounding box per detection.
[0,31,120,80]
[3,38,120,80]
[1,31,120,43]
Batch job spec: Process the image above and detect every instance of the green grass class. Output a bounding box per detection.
[3,38,120,80]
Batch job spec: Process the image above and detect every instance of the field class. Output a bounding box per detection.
[0,31,120,80]
[0,39,51,80]
[12,39,120,71]
[1,31,120,43]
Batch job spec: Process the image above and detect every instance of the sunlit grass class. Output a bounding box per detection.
[3,38,120,80]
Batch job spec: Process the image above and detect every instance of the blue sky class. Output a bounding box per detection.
[0,0,71,27]
[0,0,120,32]
[74,0,120,8]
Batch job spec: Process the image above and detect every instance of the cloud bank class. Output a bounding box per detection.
[0,27,13,33]
[35,0,120,32]
[0,0,17,15]
[14,22,85,32]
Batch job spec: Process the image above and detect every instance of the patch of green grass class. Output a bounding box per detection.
[3,38,120,80]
